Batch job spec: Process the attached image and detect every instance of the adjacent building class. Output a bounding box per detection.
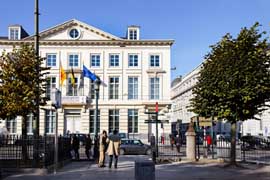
[0,19,174,141]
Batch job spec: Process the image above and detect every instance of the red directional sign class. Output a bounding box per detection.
[155,102,158,112]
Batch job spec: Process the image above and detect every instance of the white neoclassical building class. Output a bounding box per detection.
[0,19,174,141]
[170,63,270,137]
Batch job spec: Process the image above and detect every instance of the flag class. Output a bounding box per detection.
[78,70,84,89]
[60,62,66,86]
[83,65,97,81]
[71,67,75,87]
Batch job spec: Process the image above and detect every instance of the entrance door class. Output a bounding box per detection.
[66,115,81,133]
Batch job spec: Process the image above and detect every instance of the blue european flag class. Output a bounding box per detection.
[83,65,97,81]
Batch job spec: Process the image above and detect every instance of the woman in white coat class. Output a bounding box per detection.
[107,129,121,168]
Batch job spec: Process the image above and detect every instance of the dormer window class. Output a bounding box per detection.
[9,27,20,40]
[127,26,140,40]
[129,30,137,40]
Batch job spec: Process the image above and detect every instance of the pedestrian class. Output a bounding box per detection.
[206,133,212,152]
[85,134,92,160]
[170,134,175,150]
[150,133,155,147]
[107,129,121,169]
[99,130,108,167]
[72,135,80,160]
[175,135,181,153]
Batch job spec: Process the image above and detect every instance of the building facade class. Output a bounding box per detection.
[170,63,270,137]
[170,64,234,136]
[0,19,173,141]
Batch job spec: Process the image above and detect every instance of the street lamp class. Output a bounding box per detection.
[93,76,101,159]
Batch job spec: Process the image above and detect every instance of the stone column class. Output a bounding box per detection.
[185,122,196,161]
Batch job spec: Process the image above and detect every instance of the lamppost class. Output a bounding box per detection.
[93,76,101,159]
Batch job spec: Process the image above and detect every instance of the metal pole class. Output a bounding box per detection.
[196,116,200,160]
[34,0,40,136]
[94,89,99,136]
[211,115,214,159]
[155,111,158,157]
[54,108,58,174]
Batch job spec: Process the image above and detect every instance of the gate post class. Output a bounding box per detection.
[185,122,196,161]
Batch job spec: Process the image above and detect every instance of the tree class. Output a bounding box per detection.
[0,45,48,137]
[190,23,270,165]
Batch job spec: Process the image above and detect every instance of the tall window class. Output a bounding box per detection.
[109,54,119,67]
[10,28,19,40]
[69,54,79,67]
[150,55,160,67]
[128,109,138,133]
[89,110,100,134]
[129,30,137,40]
[27,114,34,135]
[150,77,160,99]
[128,77,138,99]
[6,118,17,134]
[46,54,57,67]
[67,77,78,96]
[46,77,56,99]
[109,109,119,133]
[109,77,119,99]
[128,54,138,67]
[91,54,100,67]
[45,110,56,134]
[89,79,95,99]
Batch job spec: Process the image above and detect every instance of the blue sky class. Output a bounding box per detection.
[1,0,270,80]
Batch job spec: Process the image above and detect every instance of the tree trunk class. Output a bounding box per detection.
[230,122,236,165]
[21,115,28,160]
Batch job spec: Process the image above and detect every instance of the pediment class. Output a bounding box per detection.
[23,19,121,41]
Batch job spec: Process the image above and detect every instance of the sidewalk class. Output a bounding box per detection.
[4,156,270,180]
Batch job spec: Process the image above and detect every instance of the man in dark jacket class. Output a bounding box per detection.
[72,135,80,160]
[85,134,92,160]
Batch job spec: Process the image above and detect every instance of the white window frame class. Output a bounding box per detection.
[90,54,101,67]
[45,110,56,134]
[46,53,57,67]
[149,55,160,67]
[109,54,120,67]
[9,27,20,40]
[150,77,160,100]
[128,54,139,67]
[68,54,80,68]
[128,77,138,99]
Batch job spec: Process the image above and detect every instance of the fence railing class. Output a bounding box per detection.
[0,135,72,168]
[195,136,270,164]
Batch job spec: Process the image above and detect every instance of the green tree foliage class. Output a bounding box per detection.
[0,45,49,136]
[190,23,270,164]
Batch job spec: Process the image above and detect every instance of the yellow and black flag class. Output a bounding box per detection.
[71,67,76,87]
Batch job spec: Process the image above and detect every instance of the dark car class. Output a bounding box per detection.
[120,139,151,155]
[241,135,270,150]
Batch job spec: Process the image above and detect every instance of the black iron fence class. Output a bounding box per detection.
[195,136,270,164]
[0,135,72,168]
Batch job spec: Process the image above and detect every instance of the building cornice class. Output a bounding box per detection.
[0,39,174,46]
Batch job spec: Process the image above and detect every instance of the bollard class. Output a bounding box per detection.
[135,160,155,180]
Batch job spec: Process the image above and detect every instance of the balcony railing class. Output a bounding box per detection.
[62,96,89,105]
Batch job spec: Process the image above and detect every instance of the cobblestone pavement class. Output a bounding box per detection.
[4,156,270,180]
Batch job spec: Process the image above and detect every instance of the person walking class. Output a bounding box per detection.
[206,133,212,153]
[169,134,175,150]
[72,135,80,160]
[107,129,121,169]
[93,134,99,162]
[175,135,181,153]
[99,130,108,167]
[85,134,92,160]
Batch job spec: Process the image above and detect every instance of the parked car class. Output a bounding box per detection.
[241,135,270,150]
[118,132,127,139]
[120,139,151,155]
